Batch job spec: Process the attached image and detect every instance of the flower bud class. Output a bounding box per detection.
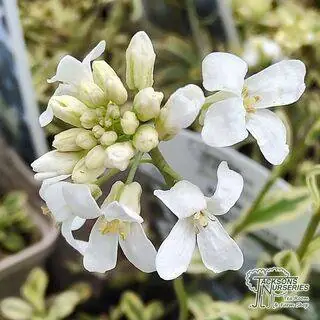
[105,142,135,171]
[106,103,120,120]
[92,125,105,139]
[120,111,140,135]
[133,87,163,121]
[104,117,113,128]
[119,182,142,214]
[93,61,128,105]
[100,131,118,147]
[80,110,98,129]
[76,130,97,149]
[103,181,124,205]
[78,81,106,108]
[89,184,102,199]
[155,84,205,140]
[133,124,159,152]
[31,150,83,180]
[85,145,106,169]
[52,128,85,151]
[72,157,105,184]
[49,95,90,127]
[126,31,156,91]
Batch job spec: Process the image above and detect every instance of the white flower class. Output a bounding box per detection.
[31,150,83,181]
[39,175,101,255]
[105,142,135,171]
[82,181,157,273]
[154,162,243,280]
[201,53,306,165]
[39,41,106,127]
[156,84,205,140]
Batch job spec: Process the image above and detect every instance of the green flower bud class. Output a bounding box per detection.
[120,111,139,135]
[133,124,159,152]
[93,61,128,105]
[72,157,105,184]
[126,31,156,91]
[49,95,90,127]
[106,103,120,120]
[85,145,106,169]
[133,87,163,121]
[52,128,87,151]
[89,184,102,200]
[104,117,113,128]
[75,130,97,149]
[92,125,105,139]
[80,110,98,129]
[78,81,106,108]
[100,131,118,146]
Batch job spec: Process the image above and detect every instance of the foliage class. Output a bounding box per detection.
[0,268,91,320]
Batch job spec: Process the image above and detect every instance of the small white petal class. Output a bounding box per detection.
[48,55,91,85]
[39,174,70,199]
[245,60,306,108]
[119,223,156,273]
[101,201,143,224]
[61,217,88,255]
[39,106,54,127]
[83,218,118,273]
[82,41,106,72]
[62,183,101,219]
[246,109,289,165]
[34,172,58,181]
[202,52,247,95]
[206,162,243,215]
[201,97,248,147]
[154,181,206,219]
[197,218,243,273]
[71,217,86,231]
[156,219,196,280]
[53,83,78,97]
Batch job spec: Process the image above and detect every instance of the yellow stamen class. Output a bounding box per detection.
[242,87,260,114]
[99,219,129,239]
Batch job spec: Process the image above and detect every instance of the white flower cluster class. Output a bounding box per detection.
[32,31,306,280]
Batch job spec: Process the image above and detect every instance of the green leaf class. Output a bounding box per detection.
[21,268,48,312]
[263,315,295,320]
[239,187,311,232]
[273,250,301,276]
[0,298,33,320]
[47,291,80,319]
[306,118,320,146]
[120,291,145,320]
[303,235,320,263]
[306,165,320,207]
[144,301,164,320]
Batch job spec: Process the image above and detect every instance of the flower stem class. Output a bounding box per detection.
[126,152,144,184]
[173,276,189,320]
[96,168,120,186]
[296,205,320,260]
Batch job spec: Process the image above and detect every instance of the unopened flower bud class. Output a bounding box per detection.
[104,117,113,128]
[49,95,90,127]
[120,111,140,135]
[133,87,163,122]
[106,103,120,120]
[85,145,106,169]
[133,124,159,152]
[92,125,105,139]
[105,141,135,171]
[80,110,98,129]
[126,31,156,91]
[78,81,106,108]
[76,130,97,149]
[100,131,118,146]
[52,128,86,151]
[89,184,102,200]
[93,61,128,105]
[72,157,105,184]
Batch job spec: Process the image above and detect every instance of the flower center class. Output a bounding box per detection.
[193,211,209,233]
[99,219,129,240]
[242,87,260,114]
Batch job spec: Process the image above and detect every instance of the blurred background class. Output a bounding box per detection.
[0,0,320,319]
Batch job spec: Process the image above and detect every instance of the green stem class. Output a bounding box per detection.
[296,205,320,260]
[96,168,120,186]
[126,152,144,184]
[173,277,188,320]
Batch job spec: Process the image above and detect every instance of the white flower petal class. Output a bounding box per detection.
[206,161,243,215]
[201,97,248,147]
[246,109,289,165]
[197,218,243,273]
[82,41,106,72]
[34,172,58,181]
[83,218,118,273]
[39,106,54,127]
[62,183,101,219]
[119,223,156,273]
[48,55,90,85]
[154,181,206,219]
[54,83,78,97]
[39,174,70,199]
[71,217,86,231]
[202,52,247,95]
[61,217,88,255]
[156,219,196,280]
[245,60,306,108]
[101,201,143,224]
